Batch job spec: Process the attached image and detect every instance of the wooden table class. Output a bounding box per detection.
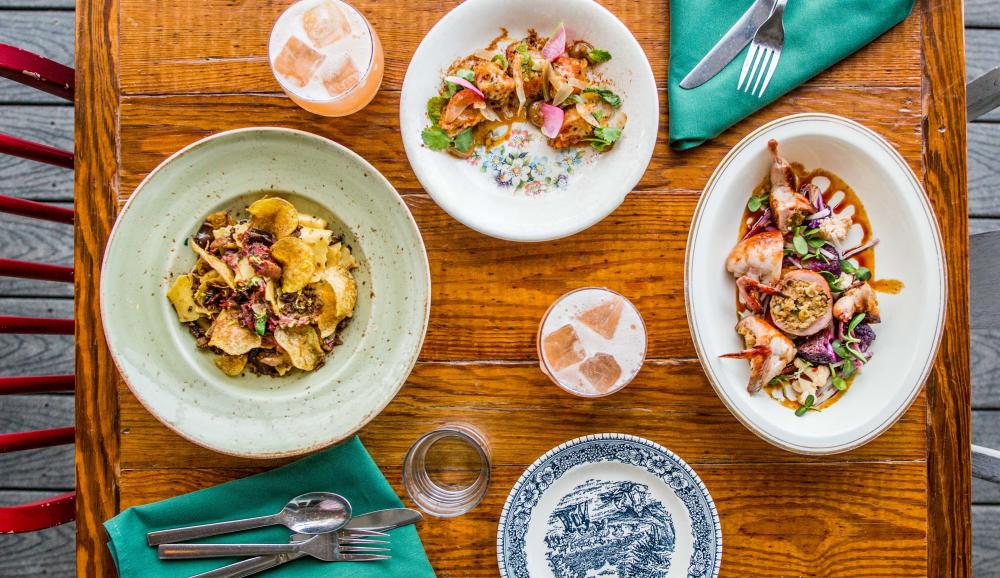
[73,0,970,575]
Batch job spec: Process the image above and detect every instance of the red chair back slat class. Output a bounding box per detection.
[0,427,75,453]
[0,316,74,335]
[0,374,74,394]
[0,492,76,533]
[0,194,74,224]
[0,133,73,169]
[0,44,73,102]
[0,258,73,283]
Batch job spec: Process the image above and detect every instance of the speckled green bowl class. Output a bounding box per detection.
[100,128,430,458]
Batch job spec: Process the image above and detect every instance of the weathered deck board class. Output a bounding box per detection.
[0,106,74,201]
[0,203,74,297]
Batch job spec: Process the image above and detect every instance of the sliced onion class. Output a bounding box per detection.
[539,103,564,139]
[575,102,600,127]
[481,104,500,122]
[542,23,566,61]
[567,77,588,90]
[444,76,484,99]
[818,247,837,260]
[842,237,880,259]
[511,55,526,112]
[806,208,831,220]
[551,82,574,106]
[607,110,628,129]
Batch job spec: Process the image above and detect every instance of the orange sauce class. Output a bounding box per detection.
[737,164,892,411]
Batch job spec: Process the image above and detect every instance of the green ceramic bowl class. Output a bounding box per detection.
[101,128,430,458]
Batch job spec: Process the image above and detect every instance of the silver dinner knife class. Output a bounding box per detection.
[679,0,777,89]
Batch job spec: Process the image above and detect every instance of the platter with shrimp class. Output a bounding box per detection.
[399,0,658,242]
[686,114,946,455]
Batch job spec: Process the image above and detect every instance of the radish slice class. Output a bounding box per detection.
[575,101,600,127]
[542,23,566,61]
[540,103,564,138]
[444,76,484,99]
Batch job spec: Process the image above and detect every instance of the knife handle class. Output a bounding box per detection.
[159,541,302,559]
[191,552,304,578]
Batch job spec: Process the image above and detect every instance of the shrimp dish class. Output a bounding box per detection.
[722,140,886,416]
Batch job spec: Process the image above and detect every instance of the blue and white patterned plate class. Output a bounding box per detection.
[497,434,721,578]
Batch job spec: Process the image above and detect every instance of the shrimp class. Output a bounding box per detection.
[833,282,881,323]
[721,315,798,393]
[767,139,814,232]
[727,229,783,312]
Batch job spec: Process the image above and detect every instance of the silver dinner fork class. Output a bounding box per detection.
[737,0,787,98]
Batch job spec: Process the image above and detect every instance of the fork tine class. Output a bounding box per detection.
[750,49,772,95]
[341,529,389,537]
[339,537,390,545]
[757,49,781,97]
[743,46,765,93]
[737,43,759,91]
[340,545,391,553]
[338,553,391,562]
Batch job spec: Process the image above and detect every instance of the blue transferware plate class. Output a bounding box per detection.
[497,434,721,578]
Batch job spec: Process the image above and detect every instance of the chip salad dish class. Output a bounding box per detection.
[166,196,358,377]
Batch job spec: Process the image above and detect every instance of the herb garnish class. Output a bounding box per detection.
[582,126,622,152]
[587,48,612,63]
[582,87,622,107]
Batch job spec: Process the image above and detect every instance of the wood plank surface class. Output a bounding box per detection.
[0,395,74,490]
[0,106,74,201]
[73,0,973,577]
[0,203,74,297]
[921,0,972,574]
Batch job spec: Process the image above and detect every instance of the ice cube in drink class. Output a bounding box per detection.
[273,36,325,88]
[537,287,646,397]
[320,53,361,97]
[578,298,624,339]
[542,324,586,372]
[580,353,623,393]
[302,1,351,48]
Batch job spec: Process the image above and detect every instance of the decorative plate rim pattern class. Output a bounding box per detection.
[496,433,722,578]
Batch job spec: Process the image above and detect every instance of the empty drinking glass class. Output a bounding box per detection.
[402,424,491,518]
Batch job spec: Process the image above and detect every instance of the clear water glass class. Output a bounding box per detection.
[402,424,491,518]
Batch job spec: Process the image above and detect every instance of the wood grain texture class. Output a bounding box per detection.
[115,0,920,96]
[922,0,972,574]
[0,394,74,489]
[0,106,74,201]
[0,10,74,104]
[73,0,120,575]
[0,203,74,297]
[0,493,74,578]
[117,87,923,198]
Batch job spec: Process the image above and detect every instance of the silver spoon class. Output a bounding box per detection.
[146,492,352,546]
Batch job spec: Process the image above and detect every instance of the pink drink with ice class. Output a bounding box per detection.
[537,288,647,397]
[269,0,384,117]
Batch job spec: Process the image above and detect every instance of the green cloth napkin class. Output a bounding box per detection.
[668,0,915,150]
[104,437,435,577]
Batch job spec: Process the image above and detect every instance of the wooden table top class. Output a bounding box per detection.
[73,0,971,575]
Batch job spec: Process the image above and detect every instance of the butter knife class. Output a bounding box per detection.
[679,0,777,89]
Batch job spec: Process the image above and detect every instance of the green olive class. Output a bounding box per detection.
[527,100,545,128]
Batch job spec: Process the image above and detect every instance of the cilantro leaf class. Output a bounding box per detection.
[456,68,475,82]
[421,126,451,151]
[587,48,612,64]
[583,126,622,152]
[583,87,622,107]
[452,128,474,153]
[426,96,447,124]
[491,53,508,69]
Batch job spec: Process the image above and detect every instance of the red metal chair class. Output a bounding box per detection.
[0,43,76,533]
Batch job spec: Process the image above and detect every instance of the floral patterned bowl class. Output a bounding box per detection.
[400,0,658,242]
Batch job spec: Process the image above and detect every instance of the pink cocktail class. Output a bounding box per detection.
[537,287,647,397]
[269,0,384,116]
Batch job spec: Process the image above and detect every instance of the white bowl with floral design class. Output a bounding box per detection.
[400,0,658,242]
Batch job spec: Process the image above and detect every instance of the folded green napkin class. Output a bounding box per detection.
[104,436,435,577]
[668,0,915,150]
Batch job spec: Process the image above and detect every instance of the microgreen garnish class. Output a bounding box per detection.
[848,312,866,335]
[840,259,871,281]
[253,311,267,336]
[747,194,768,212]
[582,87,622,107]
[792,233,809,256]
[796,394,815,417]
[587,48,612,63]
[582,126,622,152]
[820,271,845,291]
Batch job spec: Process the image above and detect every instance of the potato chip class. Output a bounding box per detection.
[298,213,328,229]
[271,237,316,293]
[327,242,358,270]
[166,274,204,322]
[256,349,294,376]
[299,226,333,279]
[214,353,247,376]
[274,325,325,371]
[248,197,299,238]
[322,265,357,320]
[204,210,231,229]
[233,257,256,285]
[311,281,340,338]
[191,240,236,289]
[208,309,262,355]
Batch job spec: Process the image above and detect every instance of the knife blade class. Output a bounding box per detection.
[344,508,423,531]
[679,0,776,89]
